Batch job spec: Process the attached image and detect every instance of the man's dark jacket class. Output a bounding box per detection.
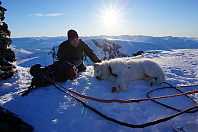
[57,39,101,72]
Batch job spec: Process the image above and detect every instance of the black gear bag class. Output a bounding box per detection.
[22,61,77,96]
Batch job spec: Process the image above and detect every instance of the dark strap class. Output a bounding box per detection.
[147,83,198,113]
[108,64,118,77]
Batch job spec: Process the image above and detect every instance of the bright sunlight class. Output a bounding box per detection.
[97,1,127,35]
[102,8,119,28]
[99,3,123,29]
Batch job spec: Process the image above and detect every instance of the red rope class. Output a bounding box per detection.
[49,78,198,103]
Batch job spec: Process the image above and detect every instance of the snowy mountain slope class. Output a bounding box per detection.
[10,35,198,67]
[1,36,198,132]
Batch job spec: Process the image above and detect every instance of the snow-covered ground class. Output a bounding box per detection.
[1,35,198,131]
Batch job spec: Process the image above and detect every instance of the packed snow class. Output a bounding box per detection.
[1,35,198,132]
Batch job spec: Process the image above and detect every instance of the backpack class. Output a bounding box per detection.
[21,61,77,97]
[29,61,77,88]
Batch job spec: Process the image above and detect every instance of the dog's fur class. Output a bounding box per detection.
[93,58,165,92]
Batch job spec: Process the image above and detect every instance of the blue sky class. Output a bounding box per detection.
[1,0,198,38]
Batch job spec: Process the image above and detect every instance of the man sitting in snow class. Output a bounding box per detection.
[57,29,101,72]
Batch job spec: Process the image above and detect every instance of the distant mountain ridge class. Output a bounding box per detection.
[10,35,198,67]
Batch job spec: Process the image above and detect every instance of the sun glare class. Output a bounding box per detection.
[99,3,124,29]
[97,2,126,35]
[96,1,128,35]
[102,8,119,28]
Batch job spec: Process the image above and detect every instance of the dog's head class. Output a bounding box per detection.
[93,61,116,81]
[93,63,104,80]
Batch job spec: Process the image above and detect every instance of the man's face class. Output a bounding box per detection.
[70,38,79,47]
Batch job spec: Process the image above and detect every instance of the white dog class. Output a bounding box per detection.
[93,58,165,92]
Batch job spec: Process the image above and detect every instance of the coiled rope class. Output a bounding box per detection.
[48,78,198,128]
[49,78,198,104]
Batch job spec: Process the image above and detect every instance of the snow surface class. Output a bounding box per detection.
[1,35,198,132]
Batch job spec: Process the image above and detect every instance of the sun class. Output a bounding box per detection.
[99,4,122,29]
[96,2,126,35]
[102,8,119,28]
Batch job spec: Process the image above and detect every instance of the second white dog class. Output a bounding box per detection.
[93,58,165,92]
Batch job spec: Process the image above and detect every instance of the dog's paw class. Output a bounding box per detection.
[149,78,156,86]
[155,80,163,86]
[111,87,117,93]
[148,78,163,86]
[111,83,120,92]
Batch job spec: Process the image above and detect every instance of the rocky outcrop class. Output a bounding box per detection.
[92,39,130,60]
[0,1,16,80]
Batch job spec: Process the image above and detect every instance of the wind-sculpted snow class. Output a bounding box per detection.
[1,36,198,131]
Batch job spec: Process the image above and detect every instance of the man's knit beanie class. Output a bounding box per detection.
[67,29,78,42]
